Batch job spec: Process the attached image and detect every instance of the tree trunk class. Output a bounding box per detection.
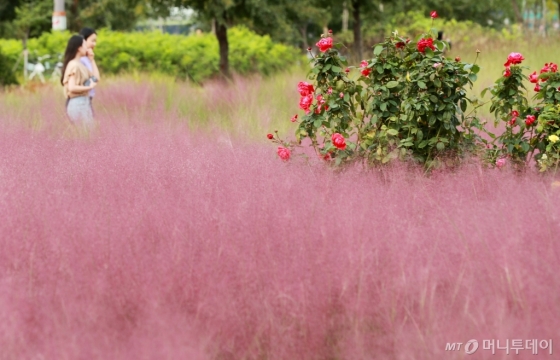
[557,0,560,27]
[511,0,523,23]
[299,23,308,50]
[342,2,349,32]
[352,0,362,60]
[215,21,230,79]
[22,34,28,80]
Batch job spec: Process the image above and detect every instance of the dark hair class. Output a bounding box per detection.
[79,27,97,40]
[60,35,84,86]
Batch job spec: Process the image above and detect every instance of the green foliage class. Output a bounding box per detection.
[0,27,300,83]
[487,60,560,171]
[289,27,486,169]
[0,46,18,87]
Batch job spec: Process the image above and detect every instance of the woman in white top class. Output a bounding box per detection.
[60,35,97,124]
[79,28,100,113]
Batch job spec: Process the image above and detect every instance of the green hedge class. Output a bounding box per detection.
[0,27,301,82]
[0,45,18,86]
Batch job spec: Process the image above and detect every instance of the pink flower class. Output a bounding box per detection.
[417,38,435,53]
[361,68,371,77]
[504,52,524,67]
[316,37,333,52]
[277,146,291,161]
[299,94,314,113]
[267,133,273,140]
[290,114,298,122]
[529,71,539,83]
[503,67,511,77]
[332,133,346,150]
[496,158,506,168]
[339,92,344,98]
[430,10,438,19]
[327,87,333,95]
[525,115,536,126]
[297,81,314,96]
[360,60,368,68]
[433,62,442,68]
[534,83,541,92]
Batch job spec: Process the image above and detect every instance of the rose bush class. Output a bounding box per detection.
[270,14,487,169]
[486,54,560,172]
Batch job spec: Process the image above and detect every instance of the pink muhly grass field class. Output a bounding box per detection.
[1,78,559,359]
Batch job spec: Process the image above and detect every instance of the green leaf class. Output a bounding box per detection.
[313,119,322,128]
[386,129,398,136]
[331,66,342,73]
[472,64,480,74]
[460,99,467,112]
[436,142,445,151]
[418,81,427,89]
[468,73,478,82]
[386,81,399,89]
[424,47,434,58]
[434,79,441,88]
[374,45,384,56]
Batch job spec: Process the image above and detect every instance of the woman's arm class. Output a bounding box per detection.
[67,74,96,94]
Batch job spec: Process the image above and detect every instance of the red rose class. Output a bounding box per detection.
[277,146,291,161]
[525,115,536,126]
[508,118,517,126]
[299,94,314,113]
[396,41,405,49]
[503,67,511,77]
[541,62,558,74]
[345,68,350,73]
[504,52,524,67]
[332,133,346,150]
[267,133,274,139]
[529,71,539,83]
[316,37,333,52]
[417,38,435,53]
[534,83,541,92]
[511,110,519,117]
[297,81,314,96]
[430,10,438,19]
[290,114,298,122]
[455,56,461,62]
[361,68,371,77]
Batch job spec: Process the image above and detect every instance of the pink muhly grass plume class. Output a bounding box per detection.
[0,78,559,359]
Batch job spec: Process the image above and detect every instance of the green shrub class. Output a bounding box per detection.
[0,46,18,87]
[0,27,301,83]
